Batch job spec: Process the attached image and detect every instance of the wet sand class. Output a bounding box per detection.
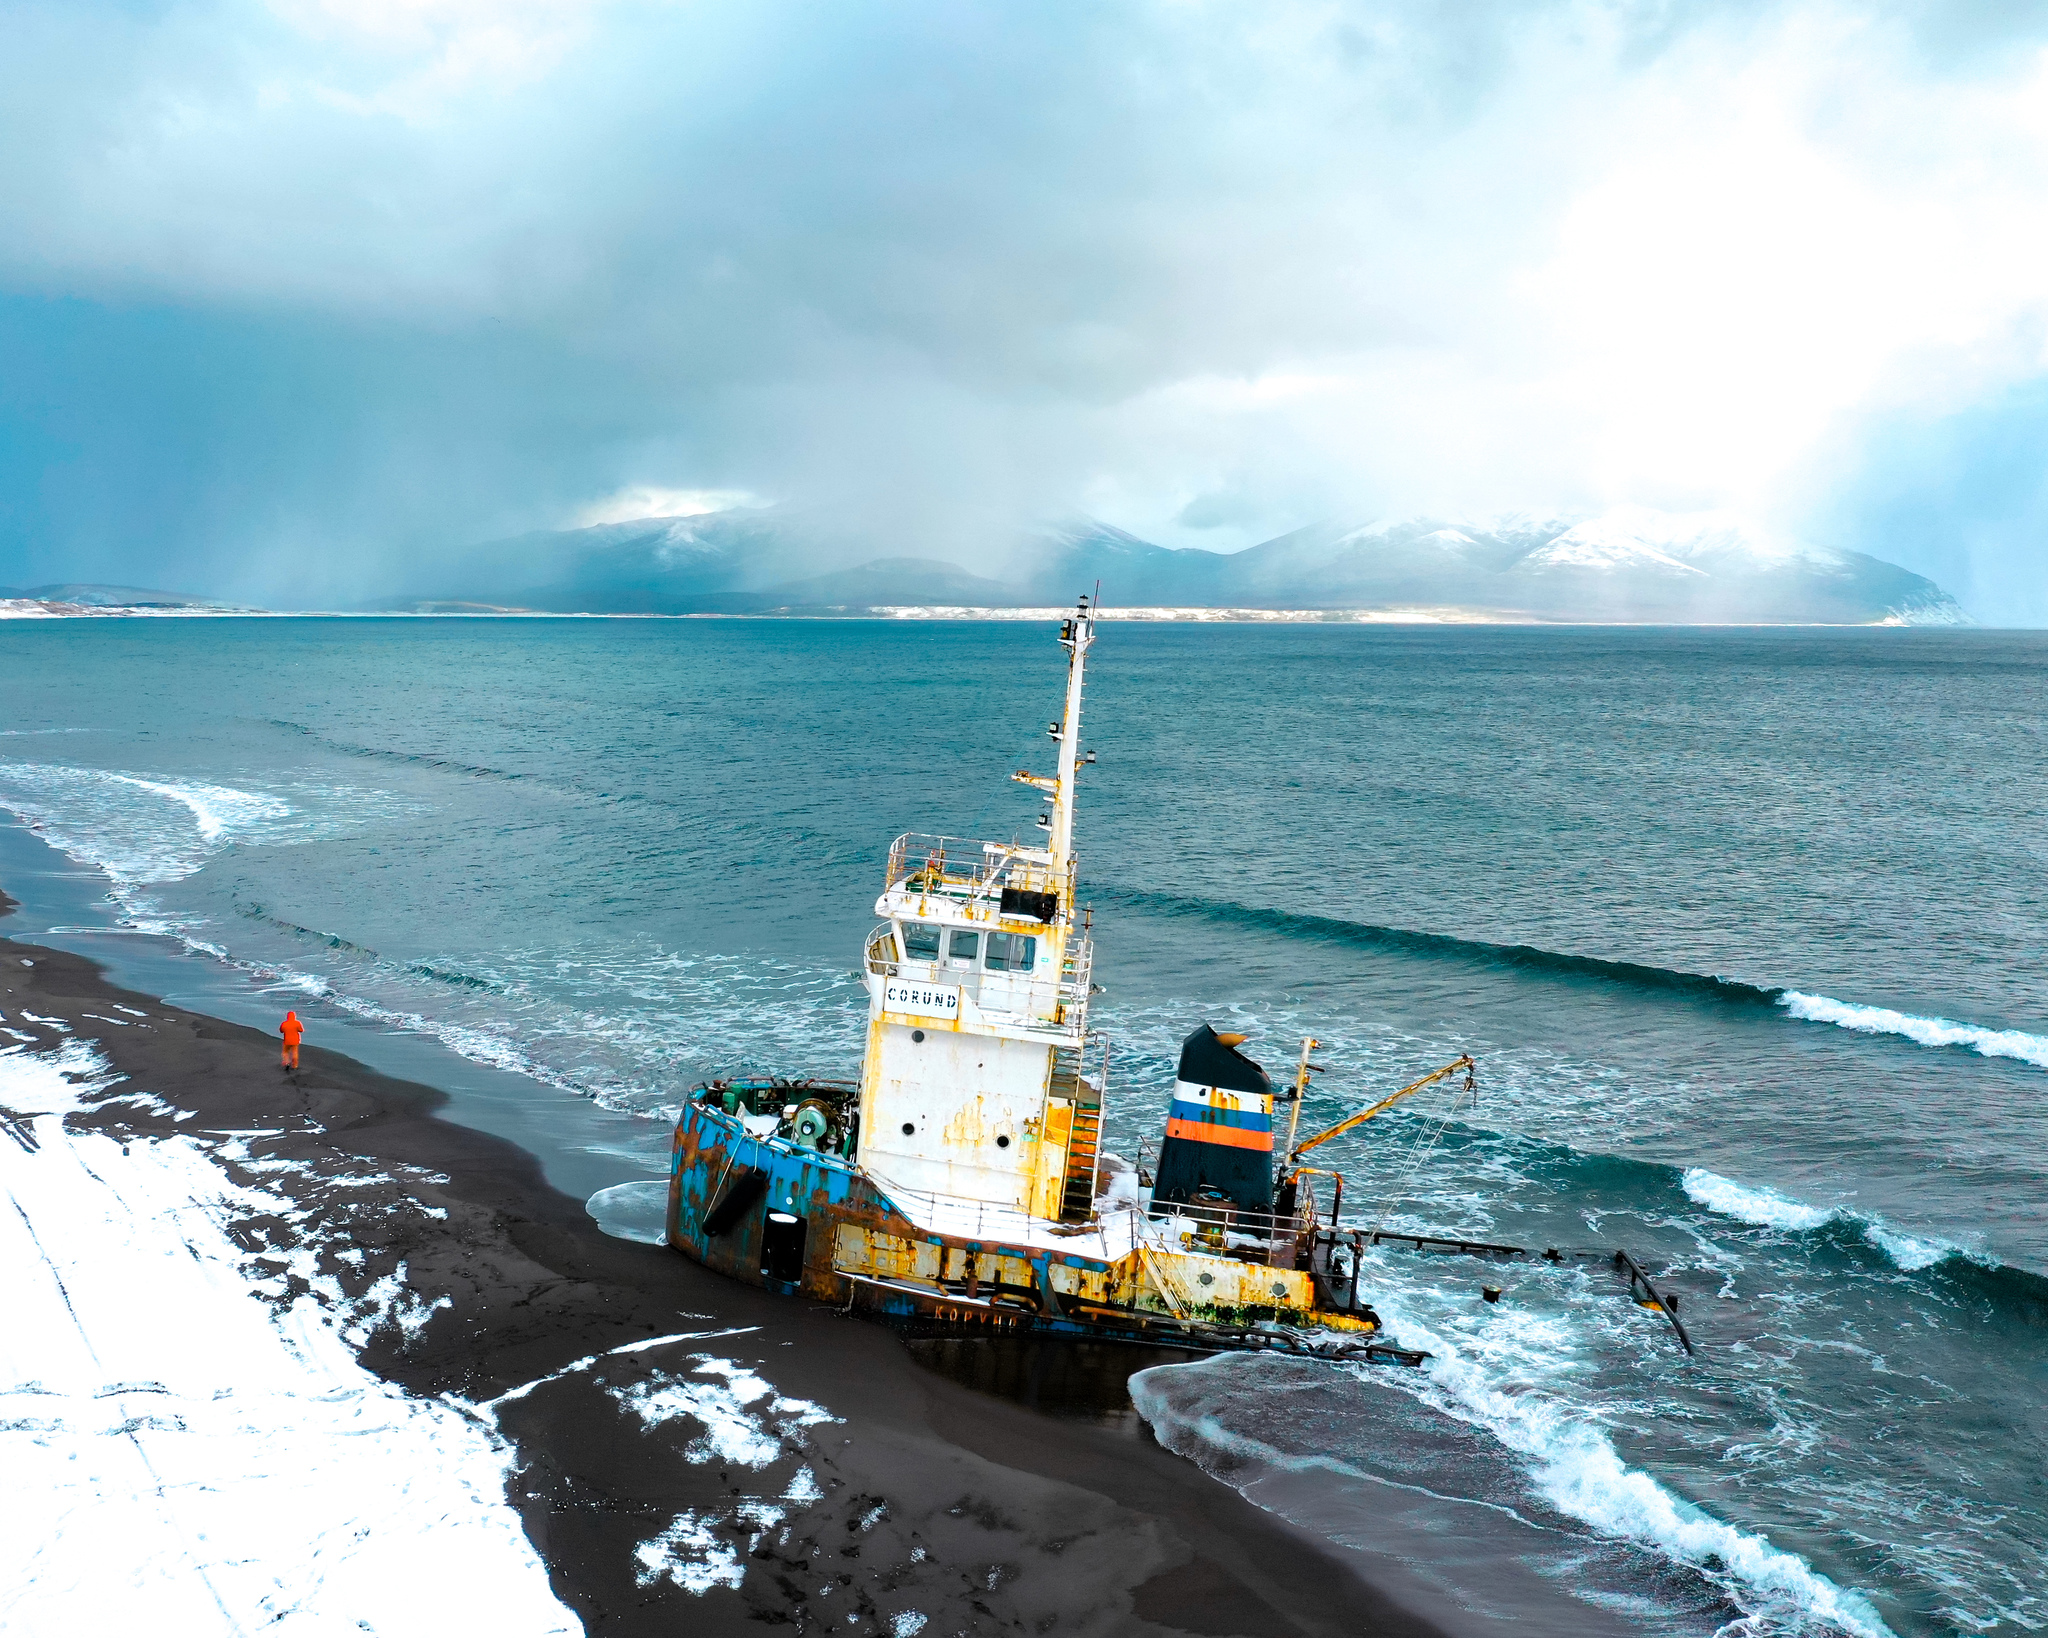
[0,923,1444,1637]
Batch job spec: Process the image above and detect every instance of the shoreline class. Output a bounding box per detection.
[2,602,1982,626]
[0,914,1444,1637]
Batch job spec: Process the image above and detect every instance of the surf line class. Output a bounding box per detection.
[1777,991,2048,1071]
[1107,888,2048,1070]
[1100,888,1783,1004]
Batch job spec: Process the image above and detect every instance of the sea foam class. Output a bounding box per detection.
[586,1178,673,1243]
[1681,1168,1960,1271]
[1133,1324,1898,1638]
[1778,991,2048,1070]
[1680,1168,1835,1232]
[1372,1287,1899,1638]
[0,762,289,883]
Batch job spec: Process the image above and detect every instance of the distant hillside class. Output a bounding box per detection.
[381,505,1966,625]
[1,583,229,608]
[0,583,253,618]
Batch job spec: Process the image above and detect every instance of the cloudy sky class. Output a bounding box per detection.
[2,0,2046,617]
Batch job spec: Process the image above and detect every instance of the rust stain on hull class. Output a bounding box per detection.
[667,1100,1401,1357]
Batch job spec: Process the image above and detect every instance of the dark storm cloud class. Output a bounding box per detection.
[0,293,651,600]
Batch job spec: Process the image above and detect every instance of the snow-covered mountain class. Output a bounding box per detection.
[1102,507,1963,623]
[385,505,1966,624]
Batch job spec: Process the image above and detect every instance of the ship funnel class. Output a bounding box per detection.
[1153,1023,1275,1214]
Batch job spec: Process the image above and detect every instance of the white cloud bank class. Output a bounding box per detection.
[2,0,2047,611]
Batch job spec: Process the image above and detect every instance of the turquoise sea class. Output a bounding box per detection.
[2,617,2043,1637]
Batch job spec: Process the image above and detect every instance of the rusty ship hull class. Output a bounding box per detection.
[666,1093,1424,1362]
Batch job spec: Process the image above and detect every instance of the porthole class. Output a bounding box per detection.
[911,1029,925,1043]
[995,1135,1011,1149]
[902,1122,916,1136]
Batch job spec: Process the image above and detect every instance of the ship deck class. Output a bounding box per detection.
[879,1184,1149,1262]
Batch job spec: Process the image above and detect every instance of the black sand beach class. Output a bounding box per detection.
[1,915,1442,1637]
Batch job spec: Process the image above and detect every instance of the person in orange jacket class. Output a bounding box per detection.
[280,1010,304,1070]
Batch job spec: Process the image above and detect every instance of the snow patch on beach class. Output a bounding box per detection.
[0,1040,577,1636]
[635,1489,803,1595]
[1681,1169,1963,1271]
[0,1031,120,1107]
[635,1511,746,1593]
[786,1465,826,1504]
[616,1356,837,1468]
[608,1358,836,1599]
[1777,991,2048,1071]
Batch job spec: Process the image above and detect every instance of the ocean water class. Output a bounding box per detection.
[1,617,2044,1637]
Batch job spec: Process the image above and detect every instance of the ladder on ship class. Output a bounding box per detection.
[1057,1035,1109,1223]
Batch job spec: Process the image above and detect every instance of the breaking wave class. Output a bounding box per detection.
[0,763,290,882]
[120,774,283,843]
[1132,1344,1897,1638]
[1776,992,2048,1071]
[1682,1168,1964,1272]
[1401,1370,1896,1638]
[1109,890,2048,1073]
[231,905,508,997]
[1680,1168,1836,1233]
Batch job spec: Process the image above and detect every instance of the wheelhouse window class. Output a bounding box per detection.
[985,931,1036,972]
[901,922,942,961]
[946,929,981,965]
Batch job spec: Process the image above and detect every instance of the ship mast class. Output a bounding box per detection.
[1014,592,1096,879]
[1050,594,1095,872]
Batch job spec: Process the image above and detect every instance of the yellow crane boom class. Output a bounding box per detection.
[1290,1055,1476,1161]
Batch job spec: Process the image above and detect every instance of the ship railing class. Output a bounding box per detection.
[885,832,1075,909]
[864,923,899,977]
[1146,1192,1318,1269]
[1054,936,1093,1026]
[873,1177,1320,1272]
[873,1183,1048,1247]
